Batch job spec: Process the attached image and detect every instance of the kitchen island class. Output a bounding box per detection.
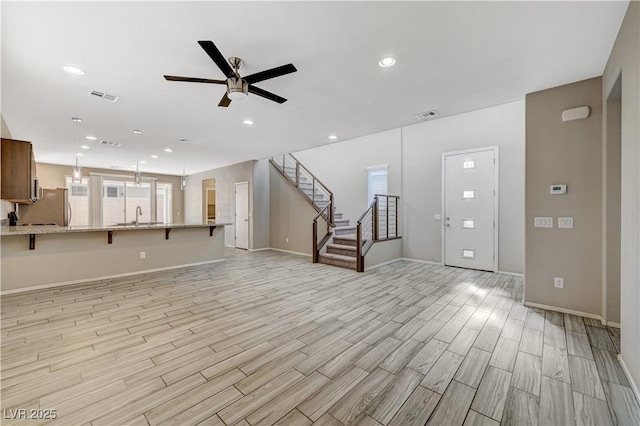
[0,222,230,293]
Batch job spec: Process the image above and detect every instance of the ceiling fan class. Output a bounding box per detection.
[164,40,297,107]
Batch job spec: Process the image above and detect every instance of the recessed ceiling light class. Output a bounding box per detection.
[140,160,147,164]
[378,57,396,68]
[71,117,82,123]
[328,135,338,140]
[76,153,84,157]
[164,148,173,153]
[133,130,142,134]
[85,136,97,141]
[243,119,254,125]
[151,155,159,159]
[80,145,90,150]
[63,66,85,75]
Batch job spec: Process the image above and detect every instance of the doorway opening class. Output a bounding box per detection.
[202,178,216,223]
[234,181,249,250]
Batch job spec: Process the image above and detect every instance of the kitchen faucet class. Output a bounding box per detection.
[135,206,142,225]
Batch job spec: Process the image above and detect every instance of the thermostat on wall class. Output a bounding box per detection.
[550,184,567,194]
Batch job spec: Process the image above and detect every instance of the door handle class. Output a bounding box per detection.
[445,223,450,227]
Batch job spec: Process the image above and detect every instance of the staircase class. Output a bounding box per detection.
[319,212,358,270]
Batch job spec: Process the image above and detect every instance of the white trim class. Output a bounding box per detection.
[225,244,236,248]
[248,247,271,252]
[603,320,621,328]
[617,354,640,405]
[498,270,524,277]
[524,302,602,321]
[366,164,388,170]
[365,257,403,271]
[0,259,225,295]
[441,146,499,273]
[400,258,443,266]
[269,248,312,258]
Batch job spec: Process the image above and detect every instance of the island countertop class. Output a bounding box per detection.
[0,222,231,236]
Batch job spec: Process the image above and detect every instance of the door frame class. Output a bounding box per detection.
[441,146,499,272]
[234,181,249,250]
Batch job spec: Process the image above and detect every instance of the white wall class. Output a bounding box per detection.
[293,129,402,224]
[185,161,253,247]
[402,101,525,273]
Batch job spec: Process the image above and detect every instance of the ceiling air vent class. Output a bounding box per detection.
[89,90,120,103]
[414,110,439,120]
[99,140,122,147]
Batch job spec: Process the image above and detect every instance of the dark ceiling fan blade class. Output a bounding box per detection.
[248,85,287,104]
[218,93,231,107]
[244,64,297,85]
[198,41,235,79]
[164,75,226,84]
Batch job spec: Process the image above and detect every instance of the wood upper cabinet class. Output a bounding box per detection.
[1,138,37,204]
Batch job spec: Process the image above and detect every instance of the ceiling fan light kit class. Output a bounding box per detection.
[164,40,297,108]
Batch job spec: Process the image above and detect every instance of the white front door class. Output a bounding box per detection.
[234,181,249,250]
[443,147,498,272]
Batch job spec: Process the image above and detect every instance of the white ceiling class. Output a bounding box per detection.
[1,1,629,176]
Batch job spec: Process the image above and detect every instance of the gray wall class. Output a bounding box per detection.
[185,161,253,248]
[1,115,14,223]
[269,166,317,255]
[252,159,270,250]
[602,0,640,396]
[402,101,525,273]
[525,77,603,315]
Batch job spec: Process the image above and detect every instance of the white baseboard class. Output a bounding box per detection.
[523,301,601,321]
[366,258,403,271]
[248,247,271,252]
[498,270,524,277]
[400,258,443,266]
[0,259,226,296]
[269,248,312,258]
[617,354,640,405]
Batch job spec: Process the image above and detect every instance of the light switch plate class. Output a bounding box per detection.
[554,277,564,288]
[534,217,553,228]
[558,217,573,228]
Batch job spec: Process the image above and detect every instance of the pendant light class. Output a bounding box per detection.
[134,145,142,186]
[181,161,187,190]
[71,117,82,183]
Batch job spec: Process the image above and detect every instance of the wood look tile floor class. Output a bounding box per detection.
[2,249,639,426]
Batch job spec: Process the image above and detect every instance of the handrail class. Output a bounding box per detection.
[312,201,333,263]
[355,194,401,272]
[270,153,335,225]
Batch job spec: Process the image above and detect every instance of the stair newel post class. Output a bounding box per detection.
[312,219,318,263]
[295,162,300,188]
[373,196,379,241]
[386,195,390,240]
[329,194,334,224]
[326,201,330,236]
[394,196,399,238]
[356,222,363,272]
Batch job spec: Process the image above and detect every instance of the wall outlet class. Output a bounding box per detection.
[554,277,564,288]
[558,217,574,228]
[434,214,442,221]
[285,237,289,243]
[140,251,146,259]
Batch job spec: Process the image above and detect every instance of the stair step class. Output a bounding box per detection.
[333,235,357,246]
[334,219,350,227]
[334,212,343,220]
[319,253,357,270]
[335,226,356,236]
[327,243,357,257]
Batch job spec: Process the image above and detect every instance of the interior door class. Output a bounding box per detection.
[443,148,497,271]
[234,181,249,250]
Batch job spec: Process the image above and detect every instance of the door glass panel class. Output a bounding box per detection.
[66,176,89,226]
[103,179,125,225]
[157,182,173,223]
[125,181,151,223]
[462,219,475,229]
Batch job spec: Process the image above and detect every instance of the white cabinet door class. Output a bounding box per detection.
[443,148,497,271]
